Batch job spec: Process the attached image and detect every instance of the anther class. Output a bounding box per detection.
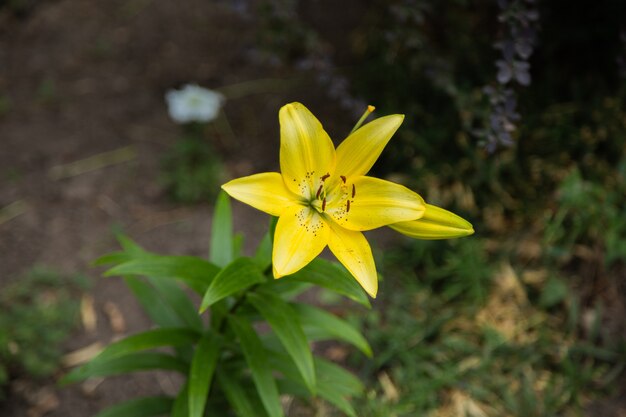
[316,184,323,199]
[346,200,350,212]
[340,175,346,184]
[351,184,356,198]
[322,198,327,212]
[321,173,330,181]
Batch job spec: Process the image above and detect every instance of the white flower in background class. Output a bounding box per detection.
[165,84,225,123]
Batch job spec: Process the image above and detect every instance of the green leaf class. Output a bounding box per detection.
[171,383,189,417]
[148,277,204,331]
[93,251,133,266]
[106,255,220,294]
[228,315,283,417]
[217,368,268,417]
[62,352,188,384]
[276,379,357,417]
[117,234,148,256]
[93,396,173,417]
[96,328,200,361]
[124,277,182,327]
[316,357,364,397]
[189,333,222,417]
[292,303,372,357]
[252,232,272,270]
[268,352,362,417]
[199,258,265,312]
[210,191,234,267]
[274,259,370,307]
[247,291,316,394]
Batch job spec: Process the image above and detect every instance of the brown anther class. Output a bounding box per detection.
[321,173,330,181]
[351,184,356,198]
[316,184,323,199]
[346,199,350,212]
[340,175,346,183]
[322,198,327,212]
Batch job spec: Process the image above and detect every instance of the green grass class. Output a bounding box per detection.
[345,237,626,417]
[0,267,87,398]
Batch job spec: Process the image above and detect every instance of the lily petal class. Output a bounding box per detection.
[335,114,403,178]
[328,176,425,231]
[279,103,336,198]
[222,172,295,217]
[389,204,474,239]
[273,205,330,277]
[327,222,378,298]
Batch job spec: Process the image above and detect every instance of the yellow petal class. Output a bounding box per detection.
[327,222,378,298]
[273,205,330,277]
[327,176,425,231]
[389,204,474,239]
[222,172,295,216]
[279,103,336,198]
[335,114,404,178]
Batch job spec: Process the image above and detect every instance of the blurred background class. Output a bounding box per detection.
[1,0,625,416]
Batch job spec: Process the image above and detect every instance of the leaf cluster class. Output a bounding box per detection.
[64,193,371,417]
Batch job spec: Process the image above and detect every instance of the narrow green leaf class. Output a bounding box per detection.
[276,379,357,417]
[292,303,372,357]
[93,396,173,417]
[189,333,222,417]
[199,258,265,312]
[277,259,370,307]
[228,315,283,417]
[268,280,312,299]
[233,233,244,259]
[148,277,204,331]
[62,353,188,384]
[106,255,220,294]
[210,191,233,267]
[316,357,364,397]
[116,234,148,256]
[96,328,200,361]
[252,232,272,270]
[248,292,316,394]
[268,351,361,417]
[93,251,133,266]
[124,276,182,328]
[216,369,266,417]
[171,383,189,417]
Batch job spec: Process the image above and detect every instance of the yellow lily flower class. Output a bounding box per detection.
[389,204,474,240]
[222,102,426,297]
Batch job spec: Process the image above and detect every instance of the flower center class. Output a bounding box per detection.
[307,173,356,224]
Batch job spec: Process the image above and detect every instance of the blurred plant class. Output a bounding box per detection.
[162,84,226,204]
[161,133,224,204]
[0,92,10,117]
[245,0,365,114]
[0,267,87,399]
[543,166,626,267]
[347,238,626,417]
[477,0,539,152]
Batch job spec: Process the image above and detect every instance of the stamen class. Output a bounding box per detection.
[322,198,327,212]
[351,184,356,198]
[316,184,323,199]
[350,104,376,134]
[321,173,330,181]
[340,175,346,184]
[346,200,350,212]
